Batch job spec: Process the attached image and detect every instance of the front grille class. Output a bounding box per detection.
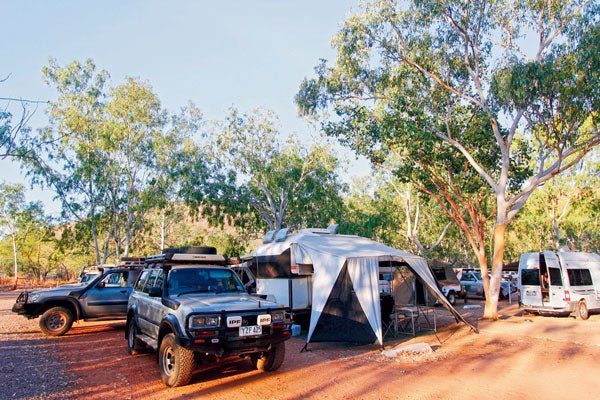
[241,316,257,326]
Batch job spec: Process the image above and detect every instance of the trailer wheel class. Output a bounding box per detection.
[577,301,590,320]
[251,342,286,372]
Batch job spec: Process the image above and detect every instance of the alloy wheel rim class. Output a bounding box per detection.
[47,312,66,331]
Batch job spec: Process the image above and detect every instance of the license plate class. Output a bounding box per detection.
[526,290,537,296]
[239,325,262,337]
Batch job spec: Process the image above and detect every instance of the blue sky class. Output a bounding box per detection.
[1,0,368,215]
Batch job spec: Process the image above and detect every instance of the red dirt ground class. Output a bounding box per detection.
[2,291,600,400]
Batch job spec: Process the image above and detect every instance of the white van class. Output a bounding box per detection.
[518,251,600,319]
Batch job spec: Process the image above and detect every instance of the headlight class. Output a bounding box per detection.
[28,294,41,302]
[271,310,285,322]
[189,315,220,329]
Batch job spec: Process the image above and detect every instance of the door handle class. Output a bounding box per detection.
[120,290,127,294]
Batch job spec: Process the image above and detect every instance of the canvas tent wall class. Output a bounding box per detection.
[251,230,475,345]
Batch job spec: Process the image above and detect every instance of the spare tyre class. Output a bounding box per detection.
[162,246,217,255]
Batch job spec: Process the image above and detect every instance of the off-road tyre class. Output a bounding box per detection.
[251,342,286,372]
[577,300,590,320]
[447,292,456,306]
[127,319,145,355]
[159,333,195,387]
[39,306,74,336]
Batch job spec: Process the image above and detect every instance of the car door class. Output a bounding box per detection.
[472,273,485,297]
[461,273,478,298]
[81,270,131,318]
[136,269,158,336]
[144,269,165,340]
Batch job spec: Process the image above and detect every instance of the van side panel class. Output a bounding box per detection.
[558,252,600,309]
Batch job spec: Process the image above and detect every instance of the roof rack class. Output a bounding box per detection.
[144,246,230,267]
[117,257,146,268]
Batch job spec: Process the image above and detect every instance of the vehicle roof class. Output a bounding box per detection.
[143,263,232,270]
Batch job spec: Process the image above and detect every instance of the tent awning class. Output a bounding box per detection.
[251,231,477,345]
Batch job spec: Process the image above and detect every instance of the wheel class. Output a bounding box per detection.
[251,342,286,372]
[39,306,74,336]
[127,319,144,355]
[577,301,590,320]
[447,292,456,306]
[158,333,195,387]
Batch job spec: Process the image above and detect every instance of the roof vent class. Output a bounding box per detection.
[275,228,290,242]
[263,230,277,243]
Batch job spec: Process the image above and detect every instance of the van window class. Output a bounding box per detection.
[548,268,562,286]
[521,269,540,286]
[567,269,593,286]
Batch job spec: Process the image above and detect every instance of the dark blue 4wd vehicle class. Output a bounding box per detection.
[12,259,144,336]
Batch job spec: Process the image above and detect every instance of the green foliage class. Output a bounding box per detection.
[212,108,345,232]
[296,0,599,289]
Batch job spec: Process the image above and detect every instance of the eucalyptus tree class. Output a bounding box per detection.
[214,108,344,232]
[103,78,173,259]
[23,59,111,265]
[297,0,600,319]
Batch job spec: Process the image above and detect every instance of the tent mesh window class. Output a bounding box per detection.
[311,262,377,344]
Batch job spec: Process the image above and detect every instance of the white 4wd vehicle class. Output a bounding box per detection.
[126,247,292,387]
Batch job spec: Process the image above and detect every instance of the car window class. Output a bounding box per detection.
[135,270,149,292]
[462,273,476,282]
[143,269,159,293]
[433,269,447,281]
[102,271,128,288]
[168,268,245,296]
[154,269,164,289]
[129,269,142,286]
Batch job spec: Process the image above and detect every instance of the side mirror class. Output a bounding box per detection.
[148,286,162,297]
[96,281,106,289]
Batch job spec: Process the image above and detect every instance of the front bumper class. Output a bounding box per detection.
[11,292,43,318]
[175,326,292,356]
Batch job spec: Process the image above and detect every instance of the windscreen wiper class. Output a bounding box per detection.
[177,290,209,297]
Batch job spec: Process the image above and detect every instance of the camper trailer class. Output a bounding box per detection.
[518,251,600,319]
[232,227,473,345]
[232,228,317,322]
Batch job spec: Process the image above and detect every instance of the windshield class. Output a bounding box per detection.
[168,267,245,296]
[78,273,99,283]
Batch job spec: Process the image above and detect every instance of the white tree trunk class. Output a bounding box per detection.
[160,209,166,250]
[11,233,18,289]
